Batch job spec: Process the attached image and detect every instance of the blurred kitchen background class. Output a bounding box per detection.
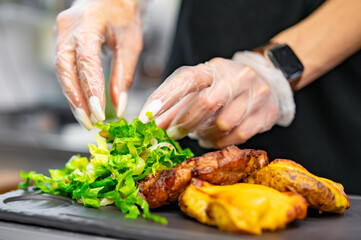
[0,0,180,192]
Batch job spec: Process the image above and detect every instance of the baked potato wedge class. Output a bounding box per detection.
[244,159,350,213]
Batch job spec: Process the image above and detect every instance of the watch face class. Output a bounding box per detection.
[268,44,304,80]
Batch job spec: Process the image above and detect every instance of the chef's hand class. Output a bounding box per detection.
[139,51,295,148]
[55,0,142,130]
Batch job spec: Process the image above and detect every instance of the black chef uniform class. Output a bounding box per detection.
[167,0,361,194]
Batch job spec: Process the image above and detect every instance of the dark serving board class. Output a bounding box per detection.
[0,188,360,240]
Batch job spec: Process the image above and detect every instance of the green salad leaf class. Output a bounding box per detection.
[19,118,194,224]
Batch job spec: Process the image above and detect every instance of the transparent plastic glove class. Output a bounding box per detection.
[139,51,295,148]
[55,0,142,130]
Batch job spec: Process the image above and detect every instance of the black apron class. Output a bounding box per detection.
[167,0,361,194]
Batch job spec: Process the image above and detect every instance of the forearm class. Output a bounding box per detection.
[271,0,361,90]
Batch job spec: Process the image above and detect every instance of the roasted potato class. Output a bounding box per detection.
[244,159,350,213]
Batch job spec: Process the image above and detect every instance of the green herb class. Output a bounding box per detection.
[19,118,194,224]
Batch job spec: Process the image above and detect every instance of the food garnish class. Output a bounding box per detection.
[19,118,194,224]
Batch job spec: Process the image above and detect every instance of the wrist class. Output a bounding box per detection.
[232,51,296,127]
[253,42,304,91]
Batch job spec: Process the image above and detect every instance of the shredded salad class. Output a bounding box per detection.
[19,118,194,224]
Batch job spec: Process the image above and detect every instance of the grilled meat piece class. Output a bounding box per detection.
[244,159,350,213]
[138,146,268,208]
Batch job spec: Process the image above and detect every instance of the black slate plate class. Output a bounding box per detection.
[0,188,360,240]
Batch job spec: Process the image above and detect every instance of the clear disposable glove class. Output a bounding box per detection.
[139,51,295,148]
[55,0,142,130]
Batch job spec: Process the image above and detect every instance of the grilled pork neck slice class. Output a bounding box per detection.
[138,146,269,208]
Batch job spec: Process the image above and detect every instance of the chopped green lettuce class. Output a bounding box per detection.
[19,118,193,224]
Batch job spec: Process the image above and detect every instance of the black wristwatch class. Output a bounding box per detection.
[254,42,304,91]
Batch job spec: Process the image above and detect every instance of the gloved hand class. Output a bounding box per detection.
[139,51,295,148]
[55,0,142,130]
